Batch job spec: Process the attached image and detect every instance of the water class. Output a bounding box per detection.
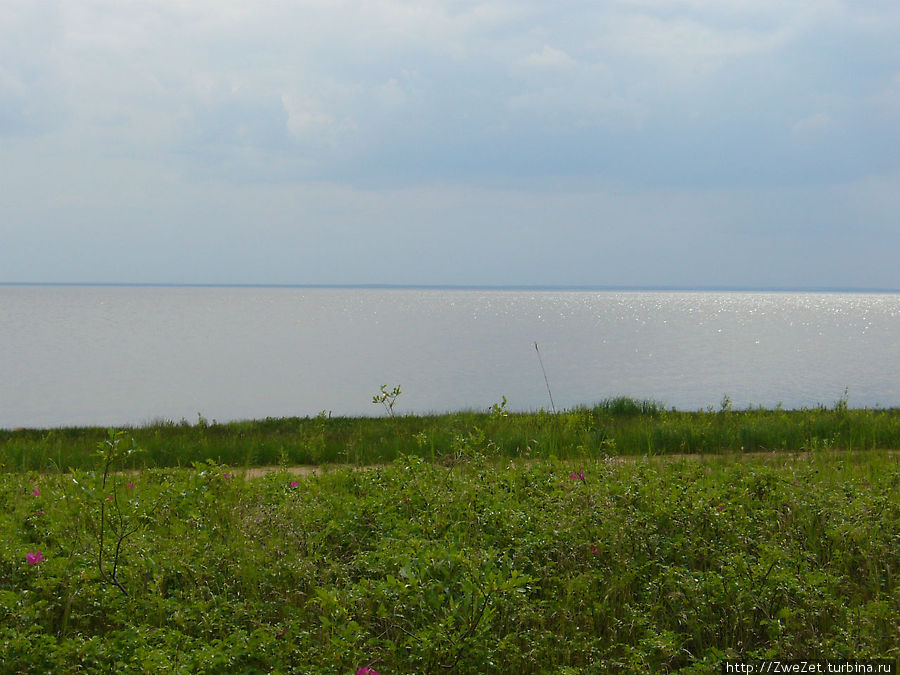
[2,285,899,428]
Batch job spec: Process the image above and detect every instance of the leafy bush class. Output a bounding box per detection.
[1,448,897,672]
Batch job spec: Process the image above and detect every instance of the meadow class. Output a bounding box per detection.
[1,400,898,673]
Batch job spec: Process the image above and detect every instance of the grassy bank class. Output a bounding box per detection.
[4,398,900,472]
[2,450,897,673]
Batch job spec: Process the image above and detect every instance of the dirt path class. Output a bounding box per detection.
[241,465,326,479]
[239,464,391,479]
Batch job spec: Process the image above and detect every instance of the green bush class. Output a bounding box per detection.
[1,448,897,672]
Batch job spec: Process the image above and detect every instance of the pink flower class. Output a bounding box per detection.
[127,482,135,490]
[590,545,600,555]
[31,487,40,496]
[107,494,114,501]
[290,481,300,488]
[223,472,233,481]
[35,510,45,517]
[569,469,585,482]
[717,505,726,512]
[26,551,44,565]
[357,668,380,675]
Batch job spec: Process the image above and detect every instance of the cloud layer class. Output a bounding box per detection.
[1,0,898,286]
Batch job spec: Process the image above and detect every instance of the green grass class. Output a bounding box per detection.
[2,450,897,673]
[4,398,900,472]
[1,400,898,672]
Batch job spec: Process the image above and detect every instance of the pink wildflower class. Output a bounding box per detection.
[357,668,380,675]
[31,487,40,496]
[590,545,600,555]
[569,469,585,482]
[107,494,114,501]
[290,481,300,488]
[26,551,44,565]
[127,482,135,490]
[223,472,233,481]
[35,510,45,517]
[717,505,726,512]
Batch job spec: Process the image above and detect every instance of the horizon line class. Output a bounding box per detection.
[2,281,900,294]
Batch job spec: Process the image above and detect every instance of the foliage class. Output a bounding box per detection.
[1,448,897,672]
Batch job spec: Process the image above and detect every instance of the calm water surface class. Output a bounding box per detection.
[2,286,899,428]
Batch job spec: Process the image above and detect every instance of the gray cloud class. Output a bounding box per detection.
[1,0,898,287]
[5,0,896,186]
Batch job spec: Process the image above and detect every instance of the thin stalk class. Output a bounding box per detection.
[534,342,556,414]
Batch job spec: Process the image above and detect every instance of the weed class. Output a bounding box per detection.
[372,384,402,419]
[1,451,896,671]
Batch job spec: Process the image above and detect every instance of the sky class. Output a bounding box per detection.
[1,0,899,289]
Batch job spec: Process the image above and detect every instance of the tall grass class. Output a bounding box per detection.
[3,398,900,472]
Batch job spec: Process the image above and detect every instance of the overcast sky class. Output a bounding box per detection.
[2,0,899,288]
